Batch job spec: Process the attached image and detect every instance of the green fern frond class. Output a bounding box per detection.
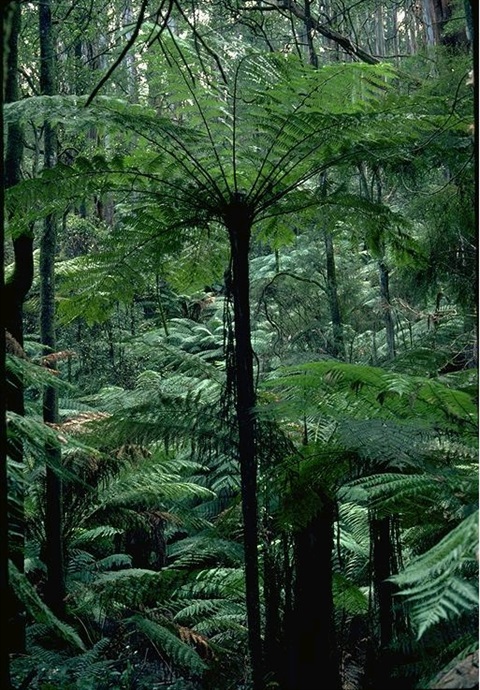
[130,614,207,676]
[9,561,86,651]
[167,536,243,569]
[390,510,479,638]
[333,573,369,615]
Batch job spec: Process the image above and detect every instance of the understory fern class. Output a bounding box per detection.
[390,510,479,639]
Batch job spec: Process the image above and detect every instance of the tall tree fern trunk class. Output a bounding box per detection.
[368,515,411,690]
[263,540,283,688]
[39,0,66,619]
[224,196,263,690]
[288,496,341,690]
[3,0,30,656]
[2,6,18,684]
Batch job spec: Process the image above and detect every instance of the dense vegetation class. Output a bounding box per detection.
[1,1,477,689]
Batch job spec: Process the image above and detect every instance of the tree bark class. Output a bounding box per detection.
[379,260,396,361]
[288,496,341,690]
[324,229,345,359]
[39,0,66,619]
[3,0,30,657]
[368,516,411,690]
[1,4,18,683]
[224,195,263,690]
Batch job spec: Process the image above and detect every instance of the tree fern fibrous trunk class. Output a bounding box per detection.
[224,195,263,690]
[369,515,411,690]
[3,0,30,656]
[1,4,19,682]
[39,0,66,619]
[288,497,341,690]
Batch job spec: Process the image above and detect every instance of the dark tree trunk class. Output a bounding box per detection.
[379,260,396,361]
[263,541,284,688]
[368,516,412,690]
[224,195,263,690]
[3,0,30,656]
[324,229,345,359]
[287,496,341,690]
[39,0,66,619]
[1,4,18,683]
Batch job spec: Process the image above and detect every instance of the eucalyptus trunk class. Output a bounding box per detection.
[224,195,263,690]
[3,0,30,656]
[39,0,66,618]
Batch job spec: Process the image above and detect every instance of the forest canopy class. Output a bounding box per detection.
[1,2,477,690]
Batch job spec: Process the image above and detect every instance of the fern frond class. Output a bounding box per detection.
[130,614,207,675]
[9,561,86,651]
[391,510,479,638]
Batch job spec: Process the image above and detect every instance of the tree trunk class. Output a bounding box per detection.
[379,260,396,361]
[324,229,345,359]
[1,4,18,683]
[263,540,284,688]
[39,0,66,619]
[368,516,411,690]
[224,195,263,690]
[3,0,30,656]
[358,165,396,361]
[288,496,341,690]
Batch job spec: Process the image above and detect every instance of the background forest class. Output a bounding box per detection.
[1,1,477,689]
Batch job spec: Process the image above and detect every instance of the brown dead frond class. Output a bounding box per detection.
[5,330,27,359]
[178,625,215,660]
[114,443,152,461]
[49,412,110,435]
[41,350,77,365]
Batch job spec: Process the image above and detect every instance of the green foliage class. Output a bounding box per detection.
[9,562,86,651]
[130,614,207,676]
[390,510,479,639]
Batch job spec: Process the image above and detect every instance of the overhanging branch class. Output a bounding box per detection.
[245,0,379,64]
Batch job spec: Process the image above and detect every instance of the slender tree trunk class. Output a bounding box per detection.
[224,195,263,690]
[324,229,345,359]
[3,0,31,656]
[379,260,396,360]
[358,165,396,360]
[39,0,66,619]
[1,5,18,683]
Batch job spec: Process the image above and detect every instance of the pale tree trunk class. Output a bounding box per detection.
[374,4,386,56]
[358,164,396,360]
[39,0,66,619]
[122,1,139,100]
